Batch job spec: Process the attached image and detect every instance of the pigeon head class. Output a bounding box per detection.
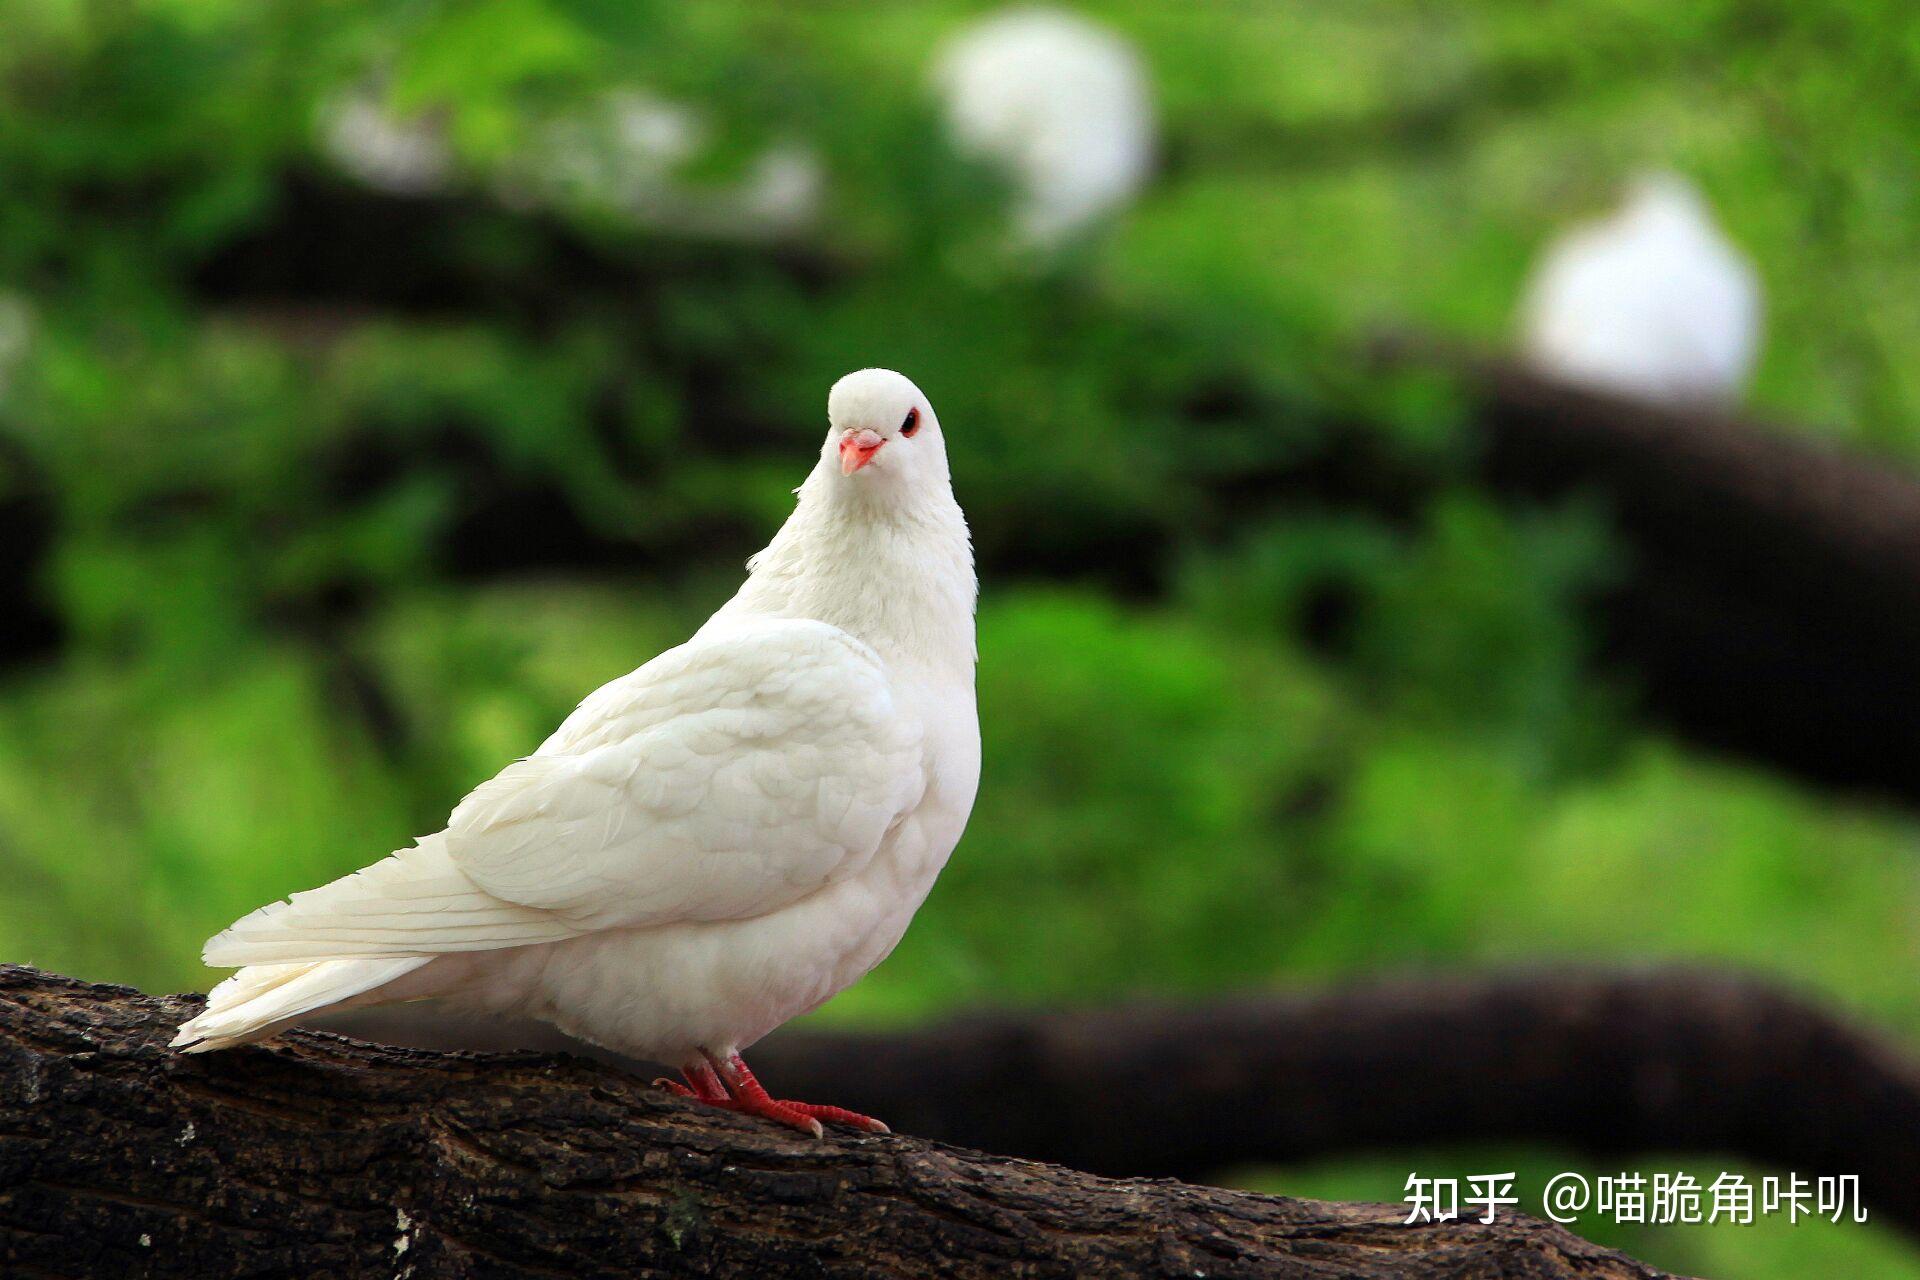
[824,368,946,489]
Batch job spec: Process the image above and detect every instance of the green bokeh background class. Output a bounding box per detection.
[1,3,1917,1275]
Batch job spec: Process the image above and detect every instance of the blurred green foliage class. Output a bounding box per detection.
[1,2,1918,1275]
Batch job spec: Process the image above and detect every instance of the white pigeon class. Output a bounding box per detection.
[1518,173,1762,406]
[932,7,1156,248]
[175,369,979,1137]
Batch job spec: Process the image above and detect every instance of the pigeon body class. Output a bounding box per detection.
[1519,174,1761,405]
[933,7,1155,247]
[176,370,977,1128]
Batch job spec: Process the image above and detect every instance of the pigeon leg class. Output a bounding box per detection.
[703,1051,890,1137]
[654,1059,729,1104]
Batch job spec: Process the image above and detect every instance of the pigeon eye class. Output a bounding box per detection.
[900,407,920,438]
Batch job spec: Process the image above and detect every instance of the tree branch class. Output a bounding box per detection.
[25,171,1920,807]
[322,965,1920,1241]
[757,967,1920,1236]
[0,965,1675,1278]
[1437,348,1920,807]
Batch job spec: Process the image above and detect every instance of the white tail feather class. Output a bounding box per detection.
[201,833,576,968]
[172,956,432,1052]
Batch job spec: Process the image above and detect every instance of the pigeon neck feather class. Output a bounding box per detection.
[719,462,977,679]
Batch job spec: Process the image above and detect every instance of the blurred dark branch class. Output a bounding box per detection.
[327,965,1920,1240]
[0,436,64,667]
[189,170,848,325]
[51,170,1920,807]
[1422,344,1920,805]
[0,965,1670,1280]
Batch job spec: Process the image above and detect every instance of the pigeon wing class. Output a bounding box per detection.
[203,619,923,965]
[446,618,925,930]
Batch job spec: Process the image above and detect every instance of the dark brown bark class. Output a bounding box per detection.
[324,966,1920,1242]
[0,965,1676,1279]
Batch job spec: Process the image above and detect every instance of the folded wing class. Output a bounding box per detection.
[204,619,924,966]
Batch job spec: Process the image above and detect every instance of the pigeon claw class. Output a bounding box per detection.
[658,1051,889,1139]
[785,1102,889,1134]
[731,1095,826,1140]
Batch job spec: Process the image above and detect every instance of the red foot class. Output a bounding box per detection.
[655,1052,889,1138]
[653,1059,728,1104]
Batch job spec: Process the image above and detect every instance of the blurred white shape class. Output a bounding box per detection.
[1519,174,1761,406]
[537,90,702,199]
[318,90,453,197]
[612,92,705,171]
[933,7,1156,247]
[525,90,822,239]
[316,77,819,239]
[0,294,34,402]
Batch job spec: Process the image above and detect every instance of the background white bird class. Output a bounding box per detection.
[317,87,454,197]
[932,7,1156,248]
[1518,172,1762,406]
[174,368,979,1137]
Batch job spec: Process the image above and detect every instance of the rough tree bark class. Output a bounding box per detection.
[0,966,1678,1279]
[325,965,1920,1241]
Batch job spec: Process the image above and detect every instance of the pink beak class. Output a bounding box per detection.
[839,429,884,475]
